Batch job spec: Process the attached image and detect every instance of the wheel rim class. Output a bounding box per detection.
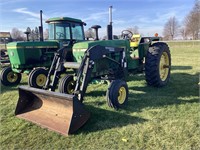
[118,87,126,104]
[7,72,18,83]
[66,81,75,94]
[36,74,47,87]
[159,52,170,81]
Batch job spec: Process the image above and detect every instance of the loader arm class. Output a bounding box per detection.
[73,45,126,102]
[43,46,67,91]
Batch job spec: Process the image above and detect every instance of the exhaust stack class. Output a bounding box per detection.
[39,10,44,41]
[107,6,113,40]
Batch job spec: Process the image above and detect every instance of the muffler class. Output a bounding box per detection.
[15,86,90,135]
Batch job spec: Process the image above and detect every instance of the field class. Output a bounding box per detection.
[0,41,199,149]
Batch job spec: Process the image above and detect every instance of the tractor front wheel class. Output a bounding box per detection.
[0,67,21,86]
[106,80,128,109]
[145,42,171,87]
[28,68,48,88]
[58,75,75,94]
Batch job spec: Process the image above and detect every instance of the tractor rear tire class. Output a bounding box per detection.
[28,68,48,88]
[145,42,171,87]
[106,80,128,109]
[0,67,21,86]
[58,75,75,94]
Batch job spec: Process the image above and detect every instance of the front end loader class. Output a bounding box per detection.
[14,6,171,135]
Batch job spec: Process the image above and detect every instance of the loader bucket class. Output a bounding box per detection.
[15,86,90,135]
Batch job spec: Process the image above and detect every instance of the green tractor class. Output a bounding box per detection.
[14,7,171,135]
[0,11,86,86]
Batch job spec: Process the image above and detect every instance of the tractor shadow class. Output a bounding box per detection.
[85,69,199,113]
[78,71,199,134]
[126,72,199,112]
[171,65,193,70]
[0,85,17,94]
[0,81,28,94]
[86,73,145,97]
[78,105,147,134]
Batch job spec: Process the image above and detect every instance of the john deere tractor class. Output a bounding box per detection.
[14,7,171,135]
[0,10,86,86]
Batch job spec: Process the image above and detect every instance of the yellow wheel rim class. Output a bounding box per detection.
[36,74,47,87]
[159,52,170,81]
[7,72,18,83]
[66,81,75,94]
[118,87,126,104]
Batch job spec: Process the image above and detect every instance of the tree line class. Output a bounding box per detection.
[10,27,48,41]
[163,0,200,40]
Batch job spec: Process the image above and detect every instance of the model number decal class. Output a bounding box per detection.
[105,47,115,52]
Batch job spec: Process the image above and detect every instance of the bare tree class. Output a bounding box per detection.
[35,27,39,40]
[184,0,200,39]
[102,35,119,40]
[84,28,95,39]
[163,16,179,40]
[44,29,49,40]
[180,27,189,40]
[127,26,139,34]
[30,29,35,41]
[11,28,25,41]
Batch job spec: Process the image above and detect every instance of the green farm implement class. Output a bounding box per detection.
[15,7,171,135]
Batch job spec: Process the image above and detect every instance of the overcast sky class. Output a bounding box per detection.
[0,0,195,37]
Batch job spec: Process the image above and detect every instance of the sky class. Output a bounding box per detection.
[0,0,195,38]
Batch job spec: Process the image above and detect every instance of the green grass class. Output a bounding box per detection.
[0,41,200,149]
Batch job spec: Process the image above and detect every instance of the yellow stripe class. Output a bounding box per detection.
[7,46,23,49]
[73,48,87,52]
[7,46,58,49]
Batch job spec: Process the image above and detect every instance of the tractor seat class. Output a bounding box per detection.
[130,34,141,47]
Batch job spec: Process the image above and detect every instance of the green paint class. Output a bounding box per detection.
[72,39,151,72]
[7,41,59,71]
[46,17,83,24]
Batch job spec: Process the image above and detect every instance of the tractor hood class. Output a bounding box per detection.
[72,40,130,63]
[7,41,59,72]
[7,41,59,49]
[73,40,129,50]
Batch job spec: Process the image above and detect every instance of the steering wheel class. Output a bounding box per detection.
[121,30,133,39]
[56,32,65,39]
